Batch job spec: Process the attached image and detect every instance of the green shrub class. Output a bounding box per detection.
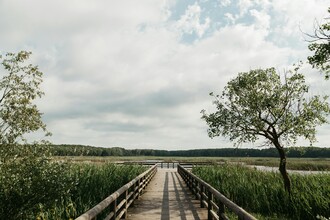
[0,147,75,219]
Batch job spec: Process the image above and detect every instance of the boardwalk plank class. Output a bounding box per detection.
[126,168,208,220]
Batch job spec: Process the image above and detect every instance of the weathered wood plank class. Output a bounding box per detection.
[126,168,208,220]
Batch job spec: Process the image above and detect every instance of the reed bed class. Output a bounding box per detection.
[193,164,330,220]
[0,161,146,220]
[55,156,330,171]
[70,163,147,217]
[237,157,330,171]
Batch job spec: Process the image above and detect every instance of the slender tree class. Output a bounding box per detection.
[201,67,330,193]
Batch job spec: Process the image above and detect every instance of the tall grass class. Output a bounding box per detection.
[193,164,330,220]
[38,163,147,219]
[56,156,330,171]
[238,157,330,171]
[0,161,146,220]
[69,163,147,218]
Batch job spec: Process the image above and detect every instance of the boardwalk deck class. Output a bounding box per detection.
[126,168,208,220]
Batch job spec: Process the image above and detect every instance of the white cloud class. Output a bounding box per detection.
[1,0,329,149]
[237,0,254,17]
[231,0,272,25]
[249,9,270,30]
[271,0,329,42]
[219,0,231,7]
[175,2,211,38]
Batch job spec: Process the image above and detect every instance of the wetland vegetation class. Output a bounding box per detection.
[193,164,330,220]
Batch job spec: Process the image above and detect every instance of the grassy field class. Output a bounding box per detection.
[54,156,330,171]
[193,164,330,220]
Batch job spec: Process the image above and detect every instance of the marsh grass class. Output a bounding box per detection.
[237,157,330,171]
[69,163,147,217]
[18,163,147,220]
[193,164,330,220]
[54,156,330,171]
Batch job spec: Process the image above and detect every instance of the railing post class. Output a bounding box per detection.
[195,181,199,200]
[143,175,146,189]
[188,174,191,188]
[131,181,136,207]
[191,178,196,194]
[161,162,163,168]
[137,178,141,199]
[200,184,204,208]
[217,200,228,220]
[207,190,213,220]
[113,198,117,220]
[124,190,128,219]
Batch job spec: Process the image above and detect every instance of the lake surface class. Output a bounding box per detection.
[246,165,330,175]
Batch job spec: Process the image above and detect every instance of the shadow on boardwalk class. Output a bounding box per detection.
[126,169,207,220]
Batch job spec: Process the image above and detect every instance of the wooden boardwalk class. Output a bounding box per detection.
[126,168,208,220]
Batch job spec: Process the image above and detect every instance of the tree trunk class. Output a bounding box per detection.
[273,139,291,194]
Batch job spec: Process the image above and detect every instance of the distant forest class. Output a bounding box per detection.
[50,145,330,158]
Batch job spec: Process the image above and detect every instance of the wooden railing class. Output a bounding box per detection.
[178,165,257,220]
[120,161,215,169]
[121,161,178,168]
[121,161,177,168]
[75,164,157,220]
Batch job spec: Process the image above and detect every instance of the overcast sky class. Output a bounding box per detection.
[1,0,329,150]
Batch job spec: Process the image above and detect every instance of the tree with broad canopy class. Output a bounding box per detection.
[201,67,330,193]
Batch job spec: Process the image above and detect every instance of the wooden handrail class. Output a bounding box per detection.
[75,164,157,220]
[178,165,257,220]
[120,161,216,169]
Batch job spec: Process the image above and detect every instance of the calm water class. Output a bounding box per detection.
[246,165,330,175]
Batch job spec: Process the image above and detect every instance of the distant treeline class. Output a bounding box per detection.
[49,145,330,158]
